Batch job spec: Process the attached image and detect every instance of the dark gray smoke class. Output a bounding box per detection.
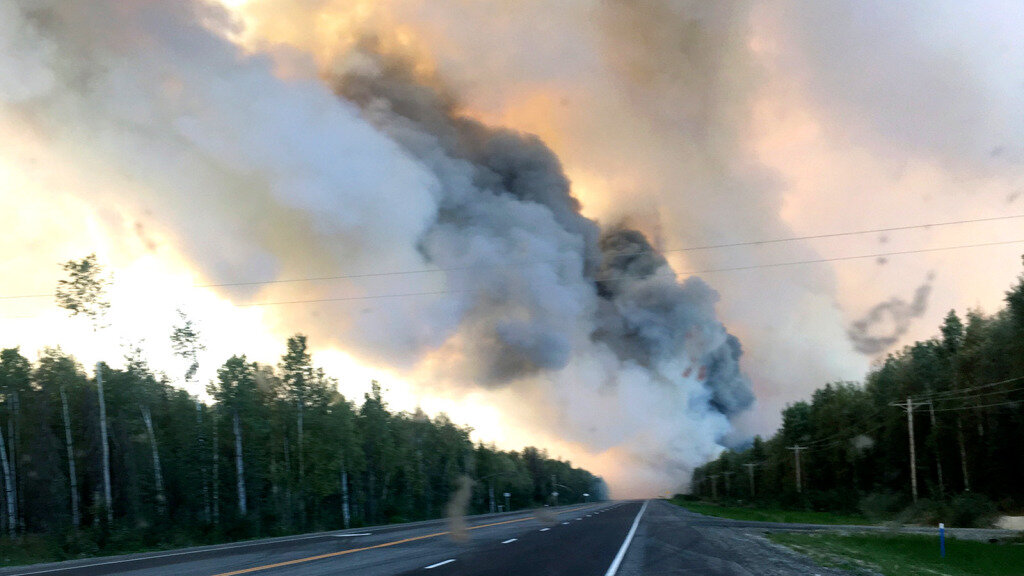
[333,42,753,414]
[847,274,935,355]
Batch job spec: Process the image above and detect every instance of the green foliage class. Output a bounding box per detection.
[0,335,603,566]
[949,494,998,529]
[692,257,1024,521]
[54,254,110,330]
[859,491,906,523]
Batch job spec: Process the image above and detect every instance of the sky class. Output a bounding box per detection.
[1,0,1022,498]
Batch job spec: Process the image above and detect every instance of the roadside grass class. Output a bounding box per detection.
[768,532,1024,576]
[0,534,62,567]
[669,498,871,525]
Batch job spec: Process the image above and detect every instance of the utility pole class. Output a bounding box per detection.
[722,471,734,497]
[743,463,760,497]
[787,446,805,493]
[956,417,971,492]
[891,397,930,502]
[928,399,945,498]
[709,474,719,499]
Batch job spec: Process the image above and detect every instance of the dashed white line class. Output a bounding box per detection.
[575,517,583,520]
[562,522,570,525]
[425,559,456,569]
[332,533,372,537]
[540,528,550,532]
[501,538,518,544]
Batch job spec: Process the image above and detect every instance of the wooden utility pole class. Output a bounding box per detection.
[956,417,971,492]
[722,471,734,496]
[891,397,930,502]
[743,463,760,497]
[928,400,945,497]
[787,446,805,493]
[709,474,719,499]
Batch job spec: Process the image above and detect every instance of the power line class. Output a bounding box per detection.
[662,213,1024,253]
[930,399,1023,412]
[3,237,1024,312]
[923,384,1024,405]
[3,213,1024,302]
[679,238,1024,275]
[910,376,1024,403]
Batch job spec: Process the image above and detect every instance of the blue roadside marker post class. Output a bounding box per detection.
[939,523,946,558]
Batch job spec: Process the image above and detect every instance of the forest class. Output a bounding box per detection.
[0,261,604,560]
[692,260,1024,525]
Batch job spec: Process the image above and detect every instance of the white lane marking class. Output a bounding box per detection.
[540,528,550,532]
[501,538,518,544]
[575,517,583,520]
[603,500,649,576]
[562,522,570,525]
[332,532,372,537]
[425,559,456,569]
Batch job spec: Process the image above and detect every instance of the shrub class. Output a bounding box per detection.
[859,491,906,522]
[895,498,950,526]
[950,493,998,528]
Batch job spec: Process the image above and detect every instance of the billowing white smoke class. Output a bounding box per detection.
[0,0,752,495]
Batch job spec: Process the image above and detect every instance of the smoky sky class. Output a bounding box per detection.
[0,0,755,495]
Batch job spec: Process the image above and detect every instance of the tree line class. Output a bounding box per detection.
[692,260,1024,520]
[0,256,604,555]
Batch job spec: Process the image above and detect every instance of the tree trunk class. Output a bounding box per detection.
[196,402,210,523]
[282,435,292,528]
[139,405,166,516]
[232,409,247,516]
[59,386,81,527]
[212,414,219,524]
[96,363,113,524]
[341,462,350,529]
[0,426,15,535]
[10,389,22,528]
[296,398,304,528]
[9,393,20,531]
[342,463,350,528]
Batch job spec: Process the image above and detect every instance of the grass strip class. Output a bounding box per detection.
[669,498,870,525]
[768,532,1024,576]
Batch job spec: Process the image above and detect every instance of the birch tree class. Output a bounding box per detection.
[55,254,113,524]
[210,356,259,517]
[0,421,14,535]
[170,310,210,522]
[36,349,82,527]
[124,347,167,517]
[0,348,30,534]
[280,334,312,526]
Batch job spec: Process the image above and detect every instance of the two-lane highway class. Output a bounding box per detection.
[2,503,641,576]
[3,500,864,576]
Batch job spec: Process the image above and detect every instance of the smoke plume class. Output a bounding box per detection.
[445,475,473,543]
[847,275,934,355]
[1,0,753,495]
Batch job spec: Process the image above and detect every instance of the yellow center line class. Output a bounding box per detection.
[209,505,595,576]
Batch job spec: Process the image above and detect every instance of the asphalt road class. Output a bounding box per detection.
[2,500,877,576]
